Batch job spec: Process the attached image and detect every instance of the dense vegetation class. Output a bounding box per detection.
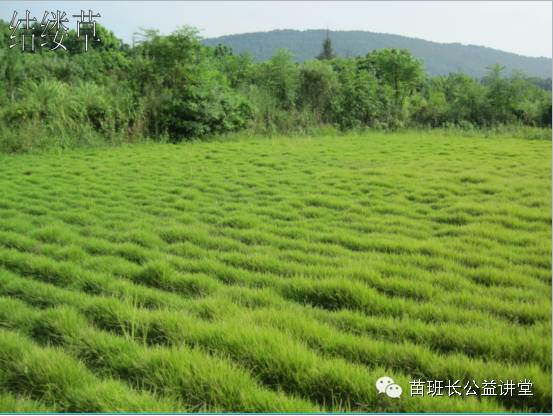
[203,29,553,78]
[0,22,551,153]
[0,132,551,412]
[0,15,551,413]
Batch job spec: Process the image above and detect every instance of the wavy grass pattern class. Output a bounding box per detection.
[0,132,550,412]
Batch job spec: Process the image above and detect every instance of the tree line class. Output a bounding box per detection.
[0,22,551,152]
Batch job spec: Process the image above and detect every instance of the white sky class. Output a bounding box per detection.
[2,1,552,57]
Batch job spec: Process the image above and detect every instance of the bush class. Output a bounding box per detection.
[0,79,137,152]
[0,19,550,153]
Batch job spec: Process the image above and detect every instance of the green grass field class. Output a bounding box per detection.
[0,132,550,413]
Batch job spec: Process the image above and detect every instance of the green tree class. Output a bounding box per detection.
[298,60,338,122]
[443,73,487,125]
[214,43,233,57]
[412,77,448,127]
[317,32,335,61]
[258,49,299,110]
[330,59,392,129]
[482,64,513,124]
[63,24,123,54]
[135,26,251,139]
[214,51,255,89]
[362,48,425,117]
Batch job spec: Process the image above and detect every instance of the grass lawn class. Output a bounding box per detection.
[0,132,550,412]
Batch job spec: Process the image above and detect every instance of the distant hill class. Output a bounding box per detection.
[203,29,552,79]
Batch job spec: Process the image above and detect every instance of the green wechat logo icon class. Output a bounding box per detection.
[376,376,403,398]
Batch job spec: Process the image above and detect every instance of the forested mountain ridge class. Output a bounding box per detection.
[203,29,552,78]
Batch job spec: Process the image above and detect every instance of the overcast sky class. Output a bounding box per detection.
[2,1,551,58]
